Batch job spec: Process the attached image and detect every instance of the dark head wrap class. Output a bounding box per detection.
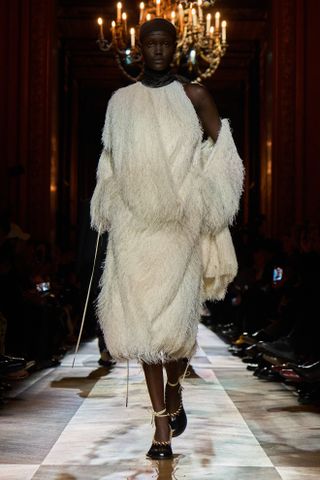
[139,18,177,43]
[139,18,190,88]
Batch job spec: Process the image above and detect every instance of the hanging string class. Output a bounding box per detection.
[181,357,191,383]
[72,223,102,368]
[125,359,129,407]
[179,357,191,392]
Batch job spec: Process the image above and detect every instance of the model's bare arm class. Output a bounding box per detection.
[183,84,221,142]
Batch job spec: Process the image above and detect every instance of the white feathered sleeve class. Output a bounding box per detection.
[90,94,117,233]
[199,118,245,235]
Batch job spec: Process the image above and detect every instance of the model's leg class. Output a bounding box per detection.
[163,358,188,438]
[142,362,170,442]
[164,359,185,413]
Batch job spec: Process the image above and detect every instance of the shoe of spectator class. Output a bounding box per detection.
[290,361,320,383]
[244,345,261,358]
[262,353,287,366]
[233,334,251,347]
[277,368,302,383]
[256,337,298,362]
[228,345,246,357]
[270,363,290,373]
[246,363,259,371]
[217,322,234,330]
[242,330,273,345]
[255,366,282,382]
[221,327,240,341]
[242,356,257,363]
[0,354,27,374]
[34,358,61,370]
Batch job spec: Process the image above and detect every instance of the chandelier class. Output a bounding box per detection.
[96,1,227,83]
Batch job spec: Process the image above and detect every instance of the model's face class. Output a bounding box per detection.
[140,31,176,71]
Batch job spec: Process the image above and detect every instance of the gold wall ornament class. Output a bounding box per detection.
[96,1,227,83]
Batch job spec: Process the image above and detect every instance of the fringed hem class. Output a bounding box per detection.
[108,341,198,365]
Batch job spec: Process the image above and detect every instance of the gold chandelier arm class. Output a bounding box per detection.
[114,52,144,83]
[96,38,113,52]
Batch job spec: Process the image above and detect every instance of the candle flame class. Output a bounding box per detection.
[215,11,220,19]
[221,20,227,27]
[117,2,122,8]
[97,17,103,25]
[122,12,127,20]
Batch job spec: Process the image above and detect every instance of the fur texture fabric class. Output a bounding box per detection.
[90,80,244,363]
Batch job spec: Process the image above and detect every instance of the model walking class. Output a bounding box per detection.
[90,18,244,459]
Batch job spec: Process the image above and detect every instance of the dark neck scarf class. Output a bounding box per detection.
[140,65,190,88]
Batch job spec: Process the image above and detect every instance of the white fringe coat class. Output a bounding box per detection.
[90,80,244,363]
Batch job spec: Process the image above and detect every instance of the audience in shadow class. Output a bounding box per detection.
[204,220,320,405]
[0,210,87,399]
[0,203,116,403]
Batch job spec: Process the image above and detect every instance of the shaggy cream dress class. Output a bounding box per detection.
[90,80,244,363]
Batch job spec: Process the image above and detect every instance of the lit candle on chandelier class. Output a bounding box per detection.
[116,2,122,23]
[111,20,116,38]
[156,0,161,17]
[122,12,127,35]
[197,0,203,22]
[139,2,144,23]
[146,13,151,21]
[178,4,184,30]
[221,20,227,43]
[97,17,104,40]
[209,25,214,39]
[130,27,135,48]
[192,8,197,28]
[171,10,176,26]
[215,11,220,31]
[206,13,211,36]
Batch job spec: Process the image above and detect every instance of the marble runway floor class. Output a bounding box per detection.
[0,324,320,479]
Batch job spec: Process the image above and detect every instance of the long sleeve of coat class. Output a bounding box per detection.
[90,95,117,233]
[199,118,245,236]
